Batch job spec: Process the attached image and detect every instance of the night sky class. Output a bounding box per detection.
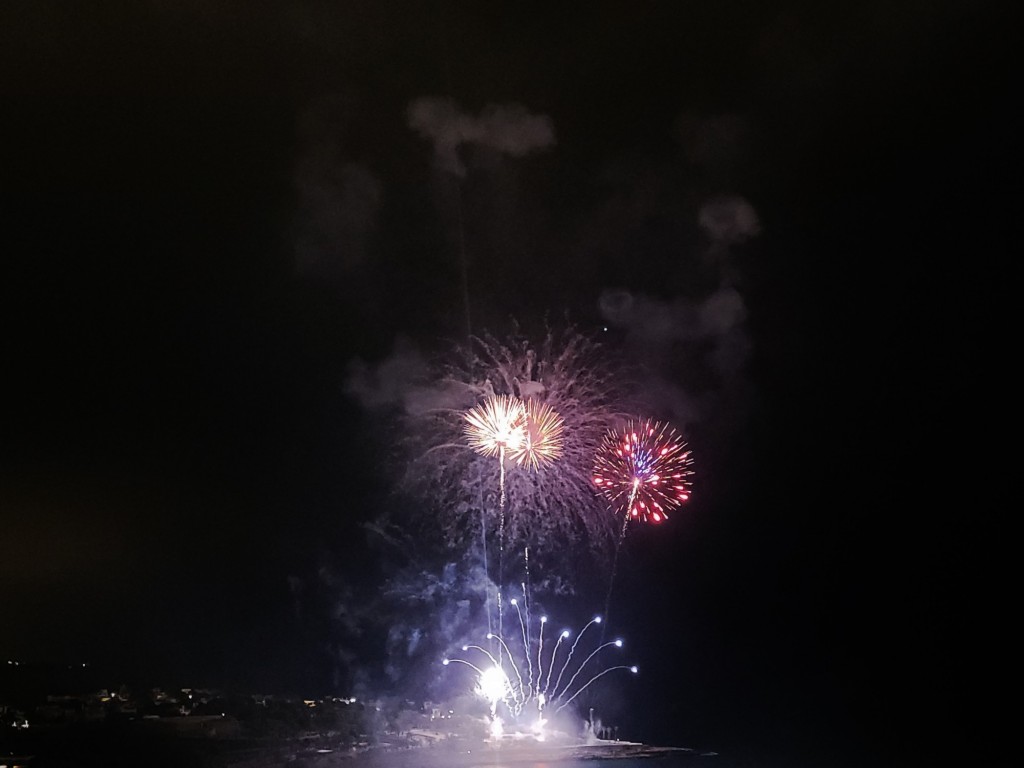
[1,1,1017,765]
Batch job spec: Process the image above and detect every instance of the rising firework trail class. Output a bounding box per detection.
[511,589,551,702]
[511,598,533,696]
[464,394,527,659]
[593,419,694,628]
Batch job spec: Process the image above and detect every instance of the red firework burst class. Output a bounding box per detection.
[592,419,694,523]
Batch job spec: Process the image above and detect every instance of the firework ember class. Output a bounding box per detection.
[592,419,694,524]
[509,399,565,470]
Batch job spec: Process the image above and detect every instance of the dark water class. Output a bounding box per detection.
[467,756,716,768]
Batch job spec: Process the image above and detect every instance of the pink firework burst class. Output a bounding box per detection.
[592,419,694,523]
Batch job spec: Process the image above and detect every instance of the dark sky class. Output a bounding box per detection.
[1,1,1018,764]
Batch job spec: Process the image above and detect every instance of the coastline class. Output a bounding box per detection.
[343,740,700,767]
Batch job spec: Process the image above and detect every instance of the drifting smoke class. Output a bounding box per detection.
[600,286,748,373]
[698,195,761,248]
[346,337,433,411]
[600,195,759,429]
[346,336,474,416]
[408,97,556,176]
[292,97,382,276]
[404,326,633,575]
[291,512,502,700]
[379,560,493,688]
[345,324,635,592]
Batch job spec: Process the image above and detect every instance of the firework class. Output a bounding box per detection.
[403,325,631,581]
[477,664,512,706]
[509,399,565,470]
[592,419,694,524]
[443,601,636,730]
[463,394,530,663]
[463,394,526,459]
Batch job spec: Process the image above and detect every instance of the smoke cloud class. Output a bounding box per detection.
[292,97,383,275]
[345,336,474,416]
[408,97,555,176]
[698,195,761,247]
[600,197,760,428]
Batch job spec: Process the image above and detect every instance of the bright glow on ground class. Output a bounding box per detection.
[477,666,511,704]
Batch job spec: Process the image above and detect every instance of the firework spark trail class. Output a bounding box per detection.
[499,444,507,519]
[536,614,546,702]
[553,640,623,701]
[498,443,505,661]
[555,666,637,713]
[594,419,694,633]
[551,616,601,699]
[446,612,637,726]
[463,644,501,668]
[524,547,533,692]
[463,394,527,665]
[442,657,485,676]
[602,481,639,633]
[543,629,569,695]
[481,503,493,640]
[459,645,521,714]
[619,481,640,543]
[487,632,526,711]
[511,598,532,697]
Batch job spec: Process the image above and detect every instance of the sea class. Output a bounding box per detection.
[465,758,715,768]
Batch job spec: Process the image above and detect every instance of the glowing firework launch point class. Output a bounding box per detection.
[477,666,512,704]
[593,419,695,523]
[445,608,639,725]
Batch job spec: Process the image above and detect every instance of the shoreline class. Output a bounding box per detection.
[343,739,703,767]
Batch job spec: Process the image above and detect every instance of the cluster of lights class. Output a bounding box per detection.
[443,609,638,730]
[463,394,565,470]
[453,395,698,734]
[593,419,694,523]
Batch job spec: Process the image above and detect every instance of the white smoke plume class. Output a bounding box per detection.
[344,324,636,593]
[600,197,760,428]
[345,336,472,416]
[408,97,555,176]
[292,97,383,275]
[698,195,761,247]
